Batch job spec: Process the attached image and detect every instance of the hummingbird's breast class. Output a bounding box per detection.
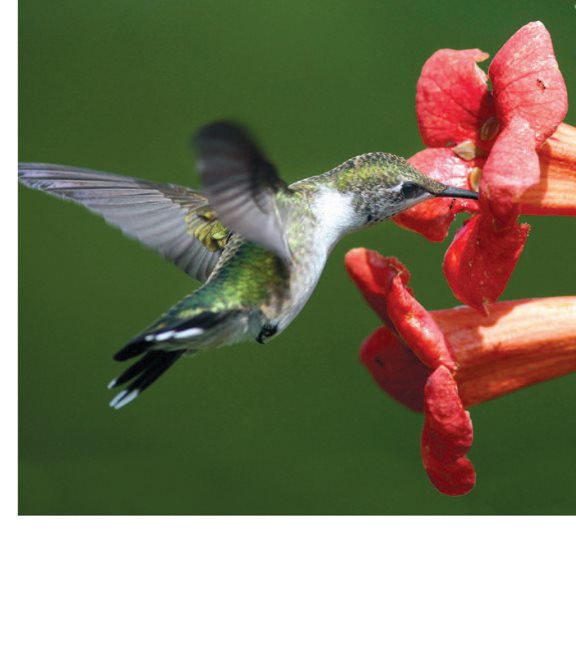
[269,186,360,333]
[203,185,362,341]
[271,246,326,334]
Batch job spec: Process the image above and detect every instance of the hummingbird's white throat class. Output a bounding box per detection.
[311,188,363,248]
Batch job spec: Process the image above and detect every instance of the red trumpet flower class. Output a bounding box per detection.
[345,248,576,496]
[392,22,575,312]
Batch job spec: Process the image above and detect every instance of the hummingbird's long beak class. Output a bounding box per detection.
[438,186,479,200]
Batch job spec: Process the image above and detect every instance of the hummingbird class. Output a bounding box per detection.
[19,121,478,409]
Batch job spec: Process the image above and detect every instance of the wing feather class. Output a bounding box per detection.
[193,122,292,260]
[18,163,226,282]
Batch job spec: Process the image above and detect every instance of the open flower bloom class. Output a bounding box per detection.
[392,22,576,312]
[345,248,576,496]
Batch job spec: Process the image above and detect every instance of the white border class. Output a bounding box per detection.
[7,2,575,669]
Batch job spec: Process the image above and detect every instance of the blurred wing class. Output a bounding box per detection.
[194,121,292,260]
[18,163,227,282]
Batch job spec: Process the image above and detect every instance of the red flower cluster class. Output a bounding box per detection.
[347,22,576,495]
[346,249,576,496]
[392,21,575,312]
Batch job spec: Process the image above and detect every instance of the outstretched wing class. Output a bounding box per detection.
[18,163,228,282]
[194,121,293,261]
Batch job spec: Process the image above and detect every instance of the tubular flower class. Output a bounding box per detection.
[345,248,576,496]
[392,21,575,312]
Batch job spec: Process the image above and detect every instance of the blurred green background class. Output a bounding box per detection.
[19,0,575,514]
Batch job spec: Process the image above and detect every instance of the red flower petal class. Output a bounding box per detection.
[443,212,530,312]
[481,117,541,220]
[483,22,568,219]
[393,148,480,242]
[416,48,493,148]
[424,367,473,458]
[421,366,476,496]
[420,447,476,497]
[346,248,456,371]
[386,275,456,371]
[489,21,568,147]
[360,327,430,413]
[344,248,410,324]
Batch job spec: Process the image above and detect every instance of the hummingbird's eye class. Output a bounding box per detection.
[400,181,423,199]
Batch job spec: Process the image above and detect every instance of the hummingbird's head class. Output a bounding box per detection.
[330,152,478,225]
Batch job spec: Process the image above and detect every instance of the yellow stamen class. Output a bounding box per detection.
[469,167,482,192]
[453,140,478,160]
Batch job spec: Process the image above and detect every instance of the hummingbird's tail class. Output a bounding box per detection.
[107,308,249,409]
[108,349,187,410]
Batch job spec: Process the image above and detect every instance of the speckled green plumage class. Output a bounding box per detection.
[327,153,446,194]
[160,239,289,324]
[146,188,314,332]
[186,205,231,252]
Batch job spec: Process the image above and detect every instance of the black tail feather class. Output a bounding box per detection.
[113,338,151,362]
[109,351,163,388]
[113,309,243,362]
[109,350,186,409]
